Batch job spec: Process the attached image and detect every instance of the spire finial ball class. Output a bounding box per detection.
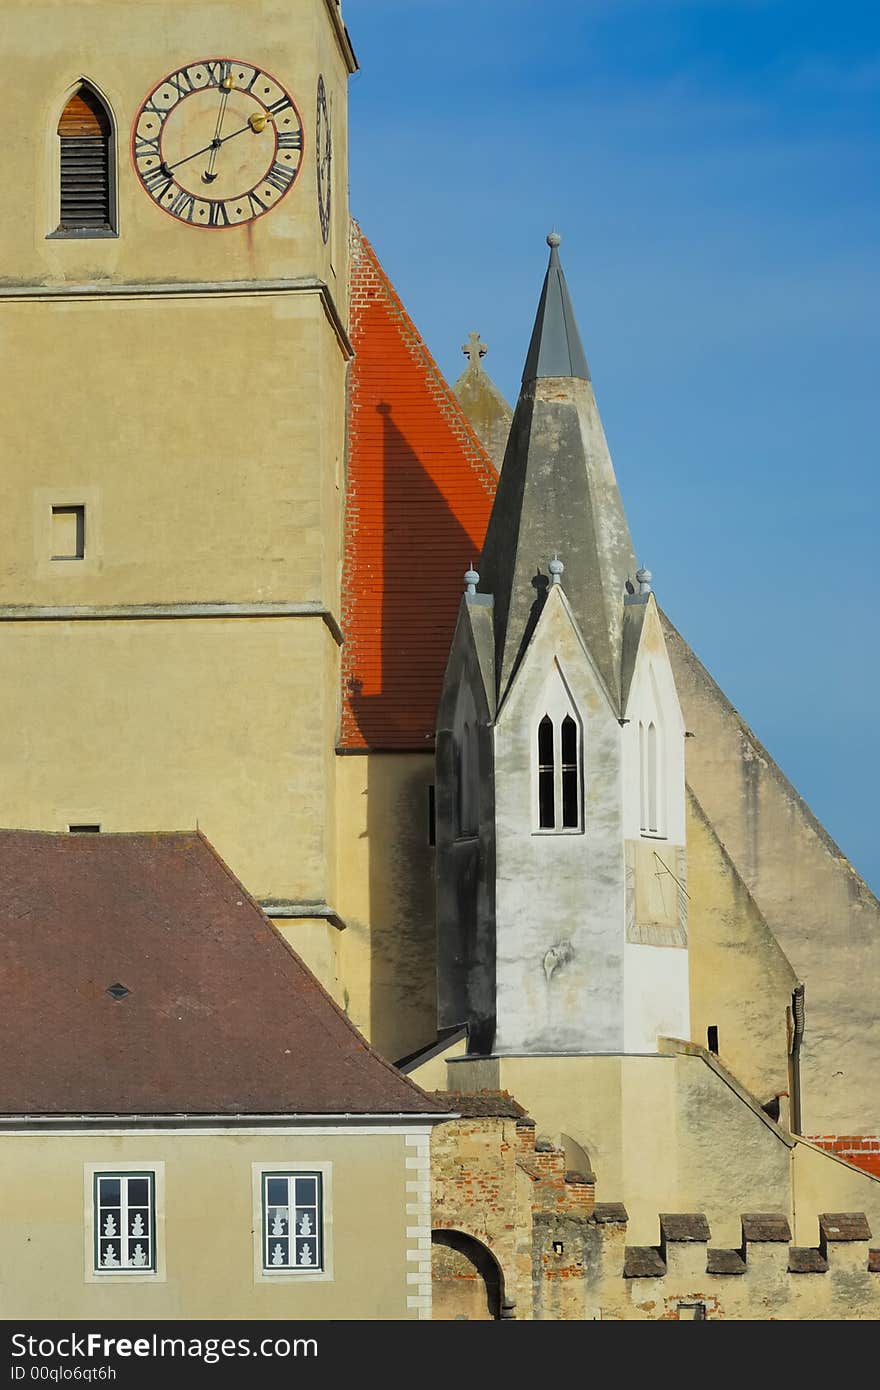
[636,566,653,595]
[464,566,480,597]
[547,230,562,249]
[548,556,564,585]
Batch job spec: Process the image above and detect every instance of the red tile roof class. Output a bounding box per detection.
[341,226,497,750]
[0,830,447,1117]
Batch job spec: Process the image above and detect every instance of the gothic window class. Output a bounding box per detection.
[262,1172,323,1271]
[534,675,583,833]
[94,1172,155,1272]
[538,715,555,828]
[56,85,115,235]
[456,722,479,838]
[639,719,664,836]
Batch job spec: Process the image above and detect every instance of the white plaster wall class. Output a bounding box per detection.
[493,587,625,1053]
[623,942,690,1053]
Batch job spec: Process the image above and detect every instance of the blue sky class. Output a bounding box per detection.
[344,0,880,892]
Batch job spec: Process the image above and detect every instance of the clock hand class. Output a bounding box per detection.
[159,113,274,178]
[203,74,234,184]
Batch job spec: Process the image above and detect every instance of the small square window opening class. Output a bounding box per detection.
[51,505,85,560]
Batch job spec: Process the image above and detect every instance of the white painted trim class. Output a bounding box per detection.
[1,1120,441,1137]
[251,1161,333,1285]
[404,1134,432,1319]
[83,1161,166,1285]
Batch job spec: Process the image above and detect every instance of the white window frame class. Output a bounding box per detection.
[84,1161,165,1284]
[252,1161,333,1284]
[532,665,583,834]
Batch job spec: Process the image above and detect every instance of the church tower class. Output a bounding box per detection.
[0,2,356,983]
[436,234,690,1057]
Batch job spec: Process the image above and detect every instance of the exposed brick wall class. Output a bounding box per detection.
[430,1096,595,1319]
[807,1136,880,1178]
[341,224,497,750]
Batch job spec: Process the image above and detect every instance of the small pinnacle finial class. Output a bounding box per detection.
[464,564,480,596]
[636,566,652,595]
[547,230,562,249]
[548,555,564,586]
[462,330,488,366]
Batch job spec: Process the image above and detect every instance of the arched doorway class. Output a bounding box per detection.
[431,1229,505,1320]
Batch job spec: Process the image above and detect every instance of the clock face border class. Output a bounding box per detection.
[130,57,306,230]
[316,74,331,244]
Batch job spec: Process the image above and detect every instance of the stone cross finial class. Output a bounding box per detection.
[462,331,488,367]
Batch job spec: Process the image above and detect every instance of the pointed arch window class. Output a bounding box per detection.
[639,718,664,836]
[55,85,115,236]
[534,674,583,833]
[456,721,479,838]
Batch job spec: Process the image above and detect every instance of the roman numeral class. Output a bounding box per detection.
[141,99,167,122]
[135,135,161,160]
[264,162,295,194]
[204,60,230,87]
[277,131,303,151]
[170,189,196,222]
[267,95,293,116]
[208,200,230,227]
[247,190,268,217]
[166,69,193,97]
[142,166,173,199]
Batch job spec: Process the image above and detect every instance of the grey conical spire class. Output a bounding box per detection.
[478,233,637,708]
[521,232,591,383]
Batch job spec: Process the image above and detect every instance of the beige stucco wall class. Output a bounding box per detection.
[1,0,351,295]
[0,1125,427,1320]
[665,619,880,1135]
[0,617,339,903]
[687,788,797,1105]
[439,1050,793,1248]
[791,1139,880,1245]
[1,292,345,612]
[593,1217,880,1320]
[335,753,437,1060]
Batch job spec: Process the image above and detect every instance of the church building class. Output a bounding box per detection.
[0,0,878,1319]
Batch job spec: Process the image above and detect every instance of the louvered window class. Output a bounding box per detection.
[57,87,114,234]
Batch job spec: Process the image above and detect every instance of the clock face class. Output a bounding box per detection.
[132,58,304,227]
[316,75,332,244]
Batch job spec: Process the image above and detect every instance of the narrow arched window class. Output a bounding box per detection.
[56,86,114,235]
[537,715,555,828]
[561,715,579,829]
[639,718,663,836]
[535,690,582,834]
[456,722,479,837]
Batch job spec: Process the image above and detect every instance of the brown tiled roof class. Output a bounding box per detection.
[624,1246,666,1278]
[788,1248,828,1273]
[0,830,447,1117]
[741,1213,792,1242]
[819,1212,872,1242]
[707,1248,746,1275]
[341,225,497,750]
[430,1090,529,1120]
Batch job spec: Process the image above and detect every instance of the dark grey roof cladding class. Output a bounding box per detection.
[522,236,591,383]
